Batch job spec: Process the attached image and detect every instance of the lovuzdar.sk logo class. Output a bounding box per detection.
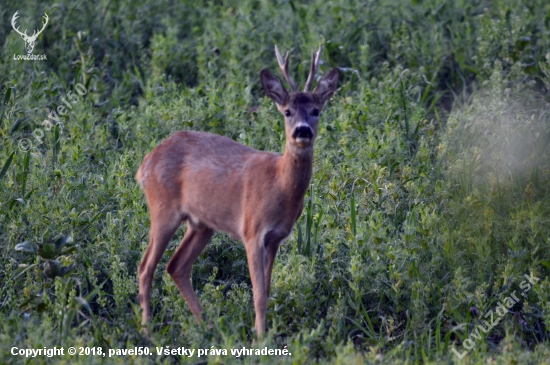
[12,11,48,61]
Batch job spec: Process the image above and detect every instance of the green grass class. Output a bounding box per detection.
[1,0,550,363]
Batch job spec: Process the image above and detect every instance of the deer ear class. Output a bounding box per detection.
[261,70,289,106]
[313,68,340,105]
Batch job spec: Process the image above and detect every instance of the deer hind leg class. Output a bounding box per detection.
[138,208,182,327]
[166,224,214,324]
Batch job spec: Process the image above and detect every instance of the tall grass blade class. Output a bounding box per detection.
[350,191,356,238]
[0,152,14,182]
[21,150,30,197]
[53,124,61,164]
[0,87,11,127]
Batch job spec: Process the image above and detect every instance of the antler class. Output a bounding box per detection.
[274,45,298,92]
[304,45,322,92]
[11,12,48,40]
[32,13,49,38]
[11,11,28,38]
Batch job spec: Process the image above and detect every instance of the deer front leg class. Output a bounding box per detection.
[263,229,287,297]
[245,235,268,337]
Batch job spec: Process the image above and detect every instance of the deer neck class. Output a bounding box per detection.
[278,143,313,198]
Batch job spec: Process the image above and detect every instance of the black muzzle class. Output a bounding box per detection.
[292,126,313,140]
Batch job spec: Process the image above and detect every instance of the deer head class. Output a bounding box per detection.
[11,11,49,54]
[261,45,340,152]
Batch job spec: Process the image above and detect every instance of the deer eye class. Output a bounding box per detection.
[284,110,291,117]
[311,109,320,117]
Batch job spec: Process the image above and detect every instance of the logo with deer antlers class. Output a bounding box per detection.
[11,11,48,55]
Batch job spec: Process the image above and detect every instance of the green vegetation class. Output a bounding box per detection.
[1,0,550,363]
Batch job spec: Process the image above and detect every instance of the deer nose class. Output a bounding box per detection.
[292,125,313,140]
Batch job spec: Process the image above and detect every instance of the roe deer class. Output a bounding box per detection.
[136,45,339,336]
